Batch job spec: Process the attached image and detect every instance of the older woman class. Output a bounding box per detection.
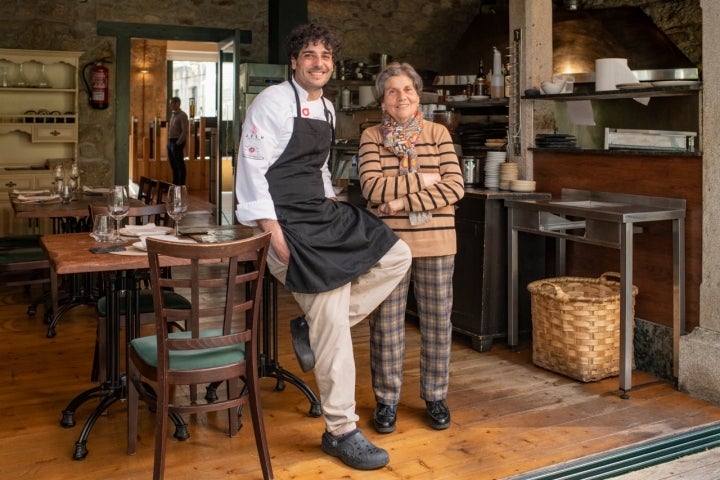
[358,62,465,433]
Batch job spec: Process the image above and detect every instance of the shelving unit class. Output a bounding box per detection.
[523,84,702,154]
[0,48,81,235]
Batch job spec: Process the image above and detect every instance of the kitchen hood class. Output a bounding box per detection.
[554,7,696,82]
[443,6,696,83]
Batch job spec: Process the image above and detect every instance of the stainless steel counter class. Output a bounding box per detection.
[505,188,686,397]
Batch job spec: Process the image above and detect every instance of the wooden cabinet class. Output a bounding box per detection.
[0,48,81,235]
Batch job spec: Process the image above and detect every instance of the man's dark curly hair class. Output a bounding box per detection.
[284,23,342,62]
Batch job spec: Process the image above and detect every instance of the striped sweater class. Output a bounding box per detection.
[358,120,465,258]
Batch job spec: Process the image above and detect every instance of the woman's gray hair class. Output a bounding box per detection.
[375,62,424,100]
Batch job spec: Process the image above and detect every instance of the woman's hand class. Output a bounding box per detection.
[378,198,404,215]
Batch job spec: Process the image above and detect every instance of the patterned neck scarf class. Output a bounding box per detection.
[381,108,432,225]
[382,108,423,174]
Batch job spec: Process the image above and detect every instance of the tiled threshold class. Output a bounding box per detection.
[506,422,720,479]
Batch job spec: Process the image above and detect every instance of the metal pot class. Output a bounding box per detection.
[433,110,461,132]
[460,156,479,185]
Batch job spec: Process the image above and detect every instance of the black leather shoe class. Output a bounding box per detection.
[373,403,397,433]
[426,400,451,430]
[290,316,315,372]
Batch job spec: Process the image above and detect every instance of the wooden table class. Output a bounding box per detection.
[42,228,320,460]
[11,192,145,233]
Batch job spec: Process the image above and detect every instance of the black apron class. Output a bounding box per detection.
[266,83,398,294]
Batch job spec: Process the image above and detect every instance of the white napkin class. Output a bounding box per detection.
[82,186,111,194]
[16,194,60,202]
[120,223,170,236]
[13,189,49,195]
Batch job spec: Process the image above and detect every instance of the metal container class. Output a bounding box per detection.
[461,156,478,185]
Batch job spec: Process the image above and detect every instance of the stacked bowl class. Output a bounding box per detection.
[499,162,519,190]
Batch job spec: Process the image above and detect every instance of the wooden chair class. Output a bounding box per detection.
[137,176,158,204]
[127,232,273,480]
[0,235,50,316]
[155,180,172,205]
[89,204,190,382]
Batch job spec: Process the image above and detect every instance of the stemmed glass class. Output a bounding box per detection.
[166,185,188,237]
[107,185,130,243]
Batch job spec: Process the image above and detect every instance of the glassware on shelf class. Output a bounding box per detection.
[166,185,189,237]
[69,163,80,190]
[107,185,130,243]
[14,63,28,87]
[37,64,51,88]
[53,163,64,182]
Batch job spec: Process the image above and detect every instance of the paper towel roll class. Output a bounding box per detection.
[359,85,376,106]
[595,58,649,105]
[595,58,638,91]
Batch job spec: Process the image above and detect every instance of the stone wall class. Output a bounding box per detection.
[0,0,703,186]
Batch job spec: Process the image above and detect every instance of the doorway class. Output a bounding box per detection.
[128,39,229,221]
[97,22,251,226]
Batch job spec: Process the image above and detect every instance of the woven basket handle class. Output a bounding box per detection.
[599,271,621,284]
[536,281,570,302]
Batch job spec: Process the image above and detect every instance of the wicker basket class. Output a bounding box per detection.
[527,272,638,382]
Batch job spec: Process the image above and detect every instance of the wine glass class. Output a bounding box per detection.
[107,185,130,243]
[166,185,188,237]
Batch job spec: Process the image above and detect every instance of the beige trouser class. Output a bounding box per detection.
[266,239,412,435]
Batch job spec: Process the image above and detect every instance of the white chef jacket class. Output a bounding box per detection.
[234,77,336,226]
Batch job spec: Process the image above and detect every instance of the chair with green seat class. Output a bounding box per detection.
[89,203,190,383]
[0,235,50,316]
[127,232,273,480]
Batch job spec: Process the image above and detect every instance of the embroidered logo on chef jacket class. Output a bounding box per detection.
[243,124,264,160]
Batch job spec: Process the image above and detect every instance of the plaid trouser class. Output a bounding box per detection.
[369,255,454,404]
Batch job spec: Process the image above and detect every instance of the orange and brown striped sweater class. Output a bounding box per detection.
[358,120,465,258]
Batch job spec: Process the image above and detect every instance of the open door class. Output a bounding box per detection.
[215,35,240,225]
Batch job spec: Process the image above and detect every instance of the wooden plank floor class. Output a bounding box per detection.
[3,282,720,480]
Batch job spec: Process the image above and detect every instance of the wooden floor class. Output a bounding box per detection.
[3,283,720,480]
[4,191,720,479]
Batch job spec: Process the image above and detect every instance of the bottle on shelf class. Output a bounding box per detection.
[474,60,486,96]
[491,47,504,99]
[341,87,351,109]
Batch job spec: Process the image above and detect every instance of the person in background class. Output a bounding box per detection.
[358,62,465,434]
[234,24,412,471]
[167,96,189,185]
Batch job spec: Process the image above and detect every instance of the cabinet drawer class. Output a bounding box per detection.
[0,176,35,192]
[32,125,77,142]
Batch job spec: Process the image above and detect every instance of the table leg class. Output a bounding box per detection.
[619,223,634,398]
[673,218,686,379]
[507,208,519,349]
[60,272,124,459]
[258,274,322,417]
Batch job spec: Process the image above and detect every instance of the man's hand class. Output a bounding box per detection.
[258,219,290,264]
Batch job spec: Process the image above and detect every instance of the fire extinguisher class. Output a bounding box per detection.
[82,61,109,109]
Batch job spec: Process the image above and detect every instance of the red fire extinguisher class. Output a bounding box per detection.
[82,61,109,109]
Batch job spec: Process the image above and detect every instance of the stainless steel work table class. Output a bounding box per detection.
[506,188,686,397]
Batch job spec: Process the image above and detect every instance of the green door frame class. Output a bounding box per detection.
[96,21,251,186]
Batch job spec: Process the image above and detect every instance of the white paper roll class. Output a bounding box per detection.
[359,85,376,106]
[595,58,649,105]
[595,58,638,91]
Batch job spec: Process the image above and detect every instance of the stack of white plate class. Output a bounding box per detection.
[498,162,519,190]
[484,151,507,189]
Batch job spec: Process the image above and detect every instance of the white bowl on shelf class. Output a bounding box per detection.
[541,80,566,95]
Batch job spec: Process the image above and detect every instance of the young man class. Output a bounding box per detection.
[166,96,188,185]
[235,24,411,470]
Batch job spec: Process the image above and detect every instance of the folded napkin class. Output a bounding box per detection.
[82,186,111,194]
[120,223,170,236]
[13,189,49,195]
[16,194,60,202]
